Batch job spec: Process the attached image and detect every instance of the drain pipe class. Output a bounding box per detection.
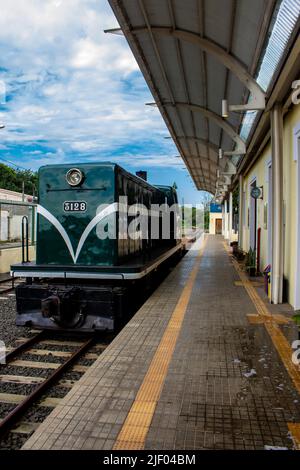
[222,203,225,236]
[229,191,233,243]
[257,227,261,274]
[224,199,228,240]
[271,103,284,304]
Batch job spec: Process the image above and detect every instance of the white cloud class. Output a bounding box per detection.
[0,0,177,169]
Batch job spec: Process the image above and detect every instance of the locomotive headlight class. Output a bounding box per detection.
[66,168,84,187]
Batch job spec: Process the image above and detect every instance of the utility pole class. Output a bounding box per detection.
[22,181,25,202]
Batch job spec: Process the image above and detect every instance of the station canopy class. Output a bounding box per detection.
[108,0,300,197]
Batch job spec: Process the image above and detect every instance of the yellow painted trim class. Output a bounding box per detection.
[272,314,292,324]
[247,314,265,324]
[113,237,207,450]
[235,280,262,287]
[288,423,300,450]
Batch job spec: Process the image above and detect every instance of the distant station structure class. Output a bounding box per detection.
[209,203,222,235]
[0,188,36,273]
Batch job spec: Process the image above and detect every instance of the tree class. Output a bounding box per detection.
[233,185,239,212]
[200,191,213,231]
[204,210,210,231]
[0,163,38,195]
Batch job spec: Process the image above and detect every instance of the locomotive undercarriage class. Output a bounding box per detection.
[14,244,184,332]
[15,279,130,332]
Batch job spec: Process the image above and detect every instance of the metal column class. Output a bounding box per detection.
[229,192,233,243]
[238,176,243,249]
[224,199,228,240]
[222,203,225,236]
[271,103,284,304]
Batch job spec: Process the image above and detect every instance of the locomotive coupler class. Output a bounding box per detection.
[41,287,86,328]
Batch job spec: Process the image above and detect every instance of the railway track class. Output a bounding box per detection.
[0,331,113,449]
[0,277,21,295]
[0,241,193,449]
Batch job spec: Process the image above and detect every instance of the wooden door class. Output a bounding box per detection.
[215,218,222,234]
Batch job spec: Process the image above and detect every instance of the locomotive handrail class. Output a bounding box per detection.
[21,215,29,263]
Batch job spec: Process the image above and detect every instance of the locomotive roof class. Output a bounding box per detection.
[38,161,164,194]
[154,184,175,191]
[39,161,124,171]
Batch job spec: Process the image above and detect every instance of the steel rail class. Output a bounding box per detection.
[0,287,15,295]
[0,336,95,437]
[4,331,46,363]
[0,276,20,294]
[0,276,19,284]
[0,278,13,285]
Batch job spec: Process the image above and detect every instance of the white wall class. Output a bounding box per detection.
[209,213,222,234]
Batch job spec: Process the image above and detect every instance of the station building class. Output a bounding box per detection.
[209,203,222,235]
[106,0,300,309]
[236,98,300,309]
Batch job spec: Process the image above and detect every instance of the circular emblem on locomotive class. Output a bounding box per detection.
[66,168,84,187]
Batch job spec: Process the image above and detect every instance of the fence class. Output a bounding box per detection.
[0,200,36,247]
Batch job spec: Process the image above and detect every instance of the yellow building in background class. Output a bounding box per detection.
[239,102,300,308]
[209,203,223,235]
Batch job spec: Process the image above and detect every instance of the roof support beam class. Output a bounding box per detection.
[201,171,217,180]
[177,136,219,153]
[164,102,246,154]
[192,158,222,171]
[186,155,226,173]
[194,174,216,183]
[179,137,233,170]
[224,160,237,174]
[132,27,266,110]
[219,175,232,185]
[104,28,123,36]
[217,185,229,192]
[198,184,216,192]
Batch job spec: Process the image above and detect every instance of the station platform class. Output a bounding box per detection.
[23,235,300,450]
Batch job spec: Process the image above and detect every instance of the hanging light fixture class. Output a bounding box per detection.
[222,99,229,118]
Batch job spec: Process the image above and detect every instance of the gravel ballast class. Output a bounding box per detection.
[0,297,32,347]
[0,297,101,449]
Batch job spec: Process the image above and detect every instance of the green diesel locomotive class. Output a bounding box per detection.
[11,162,182,331]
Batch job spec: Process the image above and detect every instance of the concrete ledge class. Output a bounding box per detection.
[0,246,36,273]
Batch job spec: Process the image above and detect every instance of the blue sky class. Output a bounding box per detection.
[0,0,208,205]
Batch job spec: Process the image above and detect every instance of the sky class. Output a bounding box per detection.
[0,0,209,206]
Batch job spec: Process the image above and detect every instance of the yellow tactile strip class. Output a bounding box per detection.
[227,245,300,397]
[288,423,300,450]
[113,237,207,450]
[247,314,265,324]
[247,313,291,325]
[235,280,263,287]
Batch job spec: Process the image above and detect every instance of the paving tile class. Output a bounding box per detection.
[22,236,300,450]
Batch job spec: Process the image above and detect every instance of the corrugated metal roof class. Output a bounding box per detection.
[257,0,300,91]
[108,0,299,196]
[240,0,300,141]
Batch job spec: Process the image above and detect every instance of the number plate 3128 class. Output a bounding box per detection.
[63,201,87,212]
